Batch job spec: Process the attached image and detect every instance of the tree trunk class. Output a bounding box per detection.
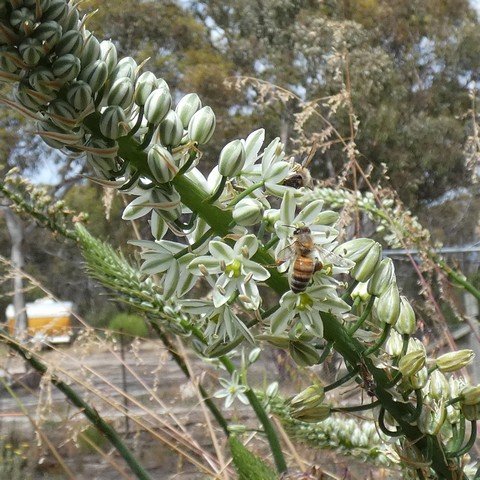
[4,209,28,336]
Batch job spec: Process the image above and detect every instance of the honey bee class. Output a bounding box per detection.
[277,226,352,293]
[283,142,316,189]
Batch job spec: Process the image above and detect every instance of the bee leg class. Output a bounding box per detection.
[314,260,323,272]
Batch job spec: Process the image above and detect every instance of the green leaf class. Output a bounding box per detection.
[229,436,277,480]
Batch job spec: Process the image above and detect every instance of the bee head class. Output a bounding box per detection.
[293,226,311,235]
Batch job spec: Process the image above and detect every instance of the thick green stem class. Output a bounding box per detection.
[0,330,152,480]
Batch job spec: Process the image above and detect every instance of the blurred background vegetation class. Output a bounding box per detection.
[1,0,480,327]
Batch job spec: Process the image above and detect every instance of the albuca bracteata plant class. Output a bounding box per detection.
[0,1,479,479]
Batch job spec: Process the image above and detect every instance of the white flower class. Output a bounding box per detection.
[214,371,249,408]
[188,234,269,309]
[179,299,254,343]
[267,284,350,336]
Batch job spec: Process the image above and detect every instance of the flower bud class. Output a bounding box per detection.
[219,139,246,177]
[248,347,261,364]
[176,93,202,128]
[350,282,370,302]
[233,198,264,226]
[266,381,279,398]
[385,328,403,357]
[408,366,428,390]
[110,56,137,82]
[78,59,108,92]
[99,105,127,139]
[188,106,216,144]
[28,67,56,94]
[52,53,81,82]
[157,110,183,147]
[436,349,475,373]
[134,71,157,106]
[375,282,400,325]
[447,405,461,424]
[99,40,117,75]
[290,404,331,423]
[461,385,480,405]
[315,210,339,226]
[15,84,44,110]
[80,31,101,66]
[66,80,93,111]
[395,296,416,334]
[289,340,321,366]
[334,238,375,264]
[10,7,35,34]
[147,144,178,183]
[461,403,480,421]
[419,400,446,435]
[398,350,426,378]
[43,0,68,23]
[263,209,280,231]
[33,21,63,49]
[351,242,381,282]
[368,257,395,297]
[290,385,325,410]
[47,99,79,128]
[0,46,23,73]
[107,77,134,109]
[429,370,450,401]
[55,29,84,57]
[61,5,80,31]
[18,38,44,66]
[144,87,172,125]
[406,337,426,355]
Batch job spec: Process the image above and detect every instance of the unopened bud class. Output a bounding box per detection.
[395,296,416,334]
[408,366,428,390]
[52,53,81,82]
[398,350,426,378]
[176,93,202,128]
[266,381,279,397]
[33,21,63,49]
[350,282,370,302]
[10,7,35,34]
[385,328,403,357]
[47,99,79,128]
[436,349,475,373]
[135,71,157,106]
[56,30,84,57]
[419,400,446,435]
[315,210,339,226]
[158,110,184,147]
[461,385,480,406]
[43,0,68,23]
[248,347,261,364]
[447,405,461,424]
[290,404,331,423]
[107,77,135,109]
[110,56,137,82]
[334,238,375,264]
[263,209,280,231]
[188,106,216,145]
[66,80,93,111]
[28,67,56,94]
[99,105,127,139]
[78,59,108,92]
[368,257,396,297]
[290,385,325,410]
[99,40,118,75]
[351,241,381,282]
[429,370,450,401]
[80,31,101,66]
[147,144,178,183]
[144,87,172,125]
[219,139,246,177]
[18,38,44,66]
[61,5,80,31]
[232,198,263,226]
[375,282,400,325]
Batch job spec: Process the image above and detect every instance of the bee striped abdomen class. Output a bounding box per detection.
[290,256,315,293]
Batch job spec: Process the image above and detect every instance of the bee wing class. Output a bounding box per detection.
[315,246,353,268]
[276,243,297,264]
